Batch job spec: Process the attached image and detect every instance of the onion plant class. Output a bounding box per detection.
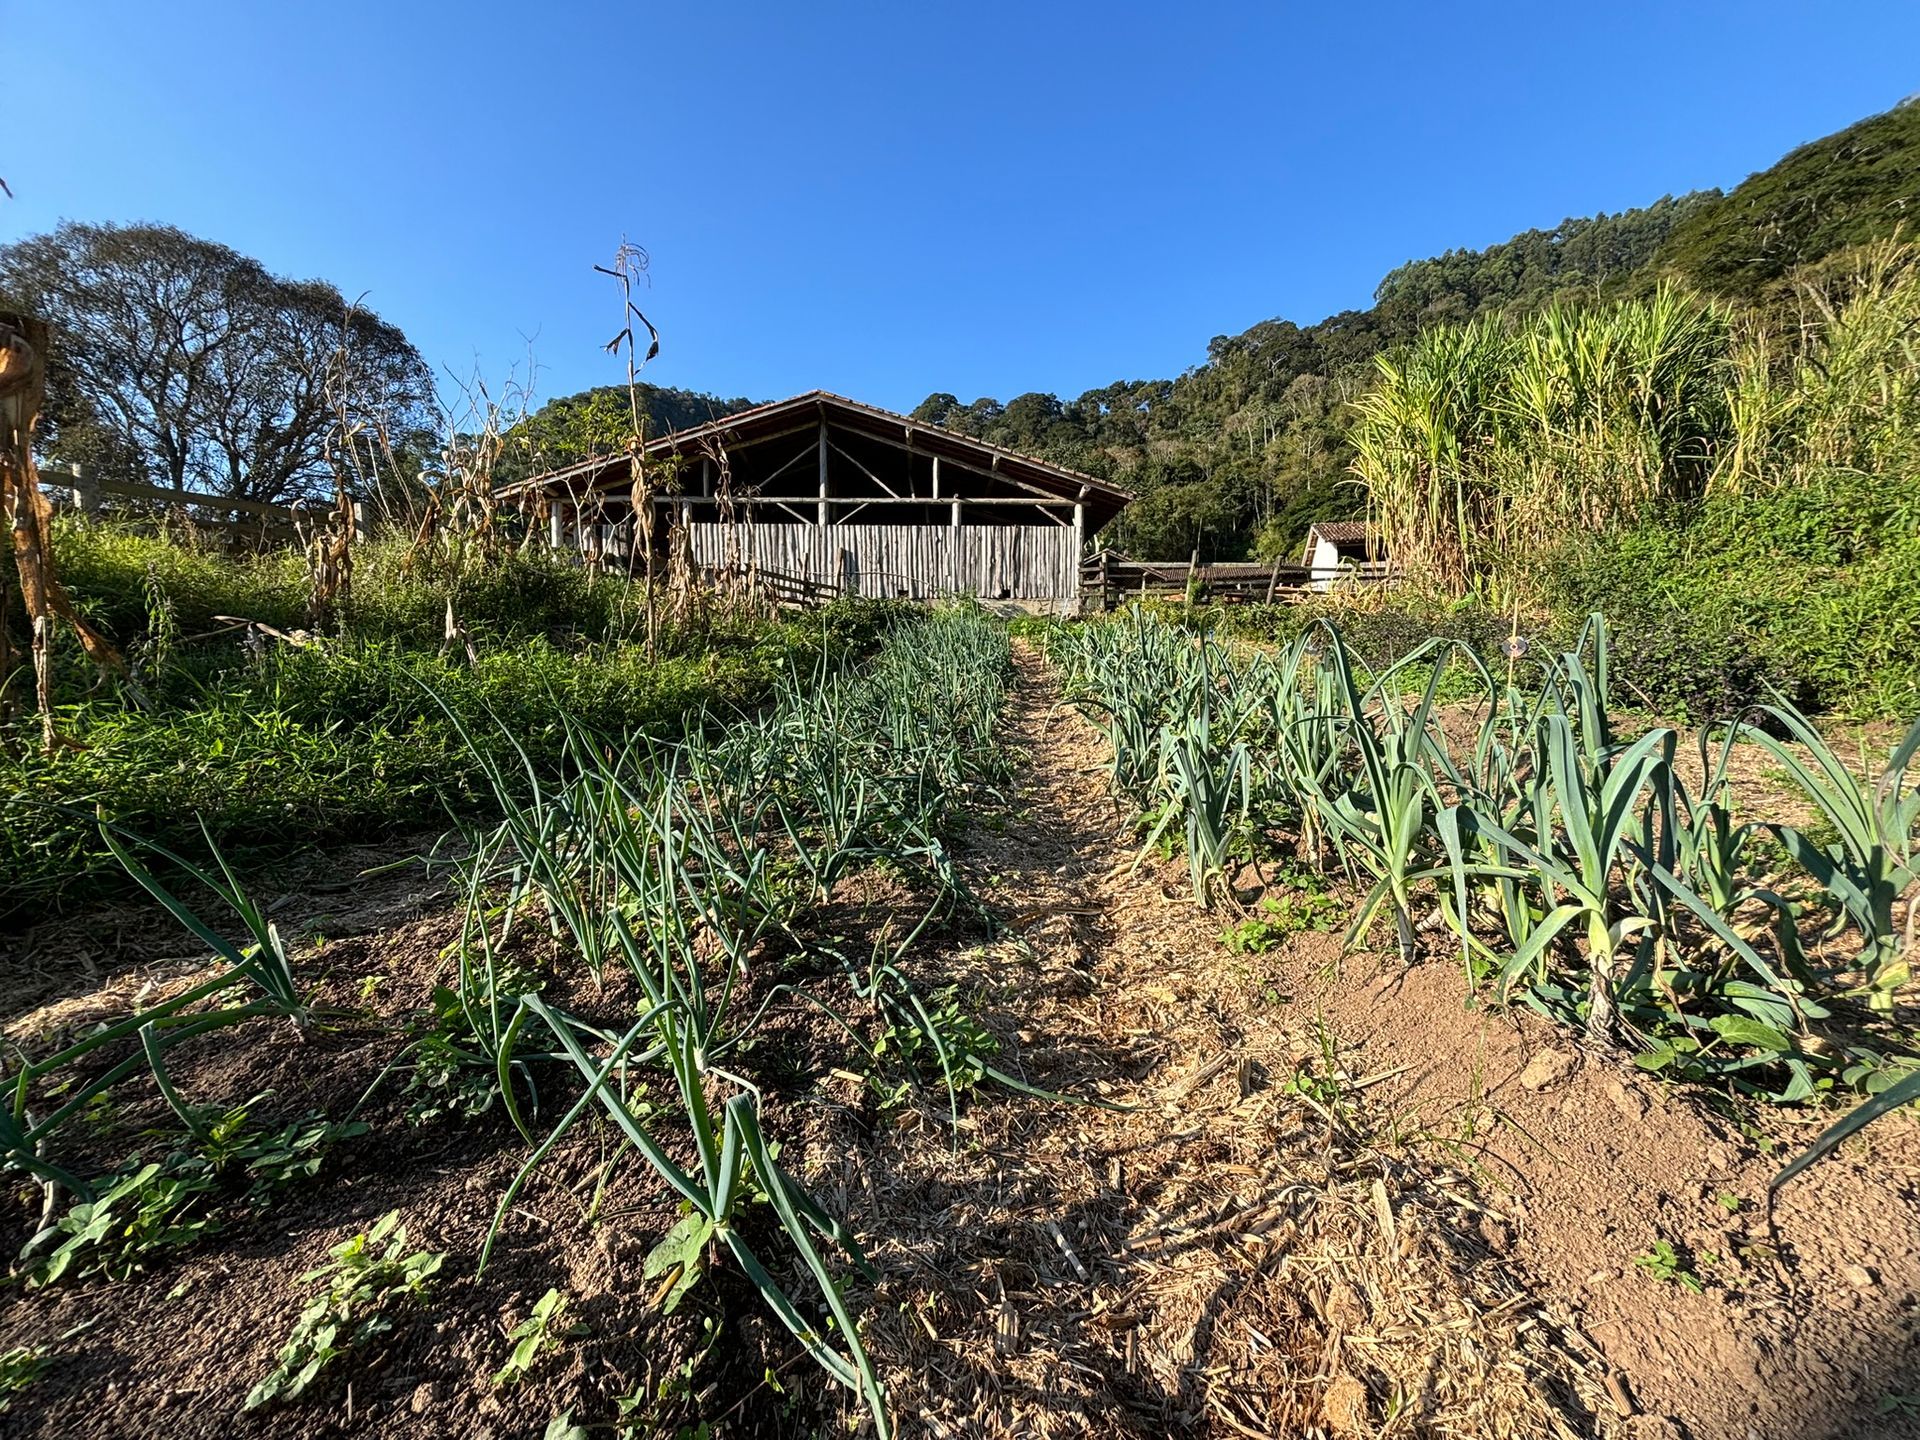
[2,825,309,1197]
[431,605,1023,1439]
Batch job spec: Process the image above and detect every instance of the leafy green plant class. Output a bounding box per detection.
[869,992,1000,1107]
[494,1287,580,1386]
[28,1164,221,1287]
[245,1212,445,1411]
[24,1108,366,1288]
[1632,1239,1705,1293]
[1222,888,1342,954]
[0,1346,48,1412]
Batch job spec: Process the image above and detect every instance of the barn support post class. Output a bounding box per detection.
[70,462,100,516]
[1072,500,1086,616]
[548,499,563,551]
[950,488,963,596]
[816,420,829,527]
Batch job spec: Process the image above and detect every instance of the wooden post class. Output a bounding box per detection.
[70,462,99,516]
[816,420,829,527]
[1073,500,1086,600]
[352,499,368,543]
[548,499,564,551]
[949,491,962,595]
[1265,552,1283,604]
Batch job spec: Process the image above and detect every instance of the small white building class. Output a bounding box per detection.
[1301,521,1390,592]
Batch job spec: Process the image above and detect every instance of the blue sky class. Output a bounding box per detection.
[7,1,1918,414]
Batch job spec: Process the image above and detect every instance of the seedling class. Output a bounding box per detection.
[0,1347,47,1413]
[1632,1239,1705,1293]
[246,1212,444,1410]
[1221,890,1342,953]
[494,1288,581,1386]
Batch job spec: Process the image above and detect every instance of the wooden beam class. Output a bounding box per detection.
[816,419,828,526]
[758,435,818,489]
[855,424,1082,506]
[1072,501,1086,614]
[663,493,1066,509]
[828,435,903,499]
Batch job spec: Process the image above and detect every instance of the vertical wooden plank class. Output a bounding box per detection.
[816,420,829,527]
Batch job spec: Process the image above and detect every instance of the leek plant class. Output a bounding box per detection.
[1049,605,1920,1182]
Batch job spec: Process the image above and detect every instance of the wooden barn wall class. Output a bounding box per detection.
[687,523,1079,601]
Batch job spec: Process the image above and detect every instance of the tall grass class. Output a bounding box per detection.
[1351,241,1920,598]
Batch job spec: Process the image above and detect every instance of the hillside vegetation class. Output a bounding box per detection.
[915,100,1920,569]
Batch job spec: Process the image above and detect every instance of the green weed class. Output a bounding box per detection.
[246,1212,445,1411]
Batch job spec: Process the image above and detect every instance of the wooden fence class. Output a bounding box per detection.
[38,463,364,546]
[1081,554,1310,609]
[688,521,1081,603]
[1080,552,1398,610]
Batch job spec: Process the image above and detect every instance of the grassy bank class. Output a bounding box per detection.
[2,523,900,925]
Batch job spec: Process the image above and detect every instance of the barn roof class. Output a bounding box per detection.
[499,390,1134,529]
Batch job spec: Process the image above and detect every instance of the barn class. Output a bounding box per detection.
[501,391,1132,612]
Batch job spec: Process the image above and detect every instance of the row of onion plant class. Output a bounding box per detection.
[1048,606,1920,1188]
[2,606,1024,1437]
[440,604,1023,1438]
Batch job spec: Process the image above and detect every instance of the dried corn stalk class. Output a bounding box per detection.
[0,313,124,750]
[292,488,357,626]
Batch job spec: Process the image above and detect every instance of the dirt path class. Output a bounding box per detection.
[829,645,1920,1440]
[810,648,1617,1438]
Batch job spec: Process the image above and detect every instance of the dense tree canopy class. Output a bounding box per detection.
[497,384,756,484]
[0,221,432,505]
[1650,98,1920,296]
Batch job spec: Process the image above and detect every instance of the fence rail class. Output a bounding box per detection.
[1082,554,1309,609]
[38,464,365,545]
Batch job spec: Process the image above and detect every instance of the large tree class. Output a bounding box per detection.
[0,221,432,504]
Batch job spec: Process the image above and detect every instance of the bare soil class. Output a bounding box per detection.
[0,647,1914,1439]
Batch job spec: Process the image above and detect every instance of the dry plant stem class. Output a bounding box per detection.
[0,312,125,751]
[596,241,662,658]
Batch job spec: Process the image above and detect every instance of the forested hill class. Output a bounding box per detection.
[1651,98,1920,295]
[504,102,1919,560]
[915,99,1920,560]
[501,382,755,484]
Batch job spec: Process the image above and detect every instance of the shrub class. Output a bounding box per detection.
[1544,472,1920,719]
